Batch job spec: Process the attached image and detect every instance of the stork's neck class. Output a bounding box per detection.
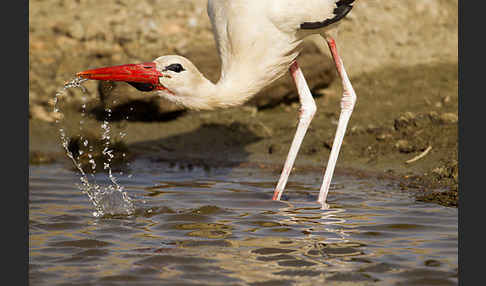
[162,49,298,110]
[192,60,292,110]
[170,66,270,111]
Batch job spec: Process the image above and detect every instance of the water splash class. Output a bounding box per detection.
[53,77,135,217]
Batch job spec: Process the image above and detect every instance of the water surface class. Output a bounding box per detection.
[29,159,458,285]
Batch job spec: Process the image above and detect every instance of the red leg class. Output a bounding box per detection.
[273,61,316,201]
[318,36,357,206]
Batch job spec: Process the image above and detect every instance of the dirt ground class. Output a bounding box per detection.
[29,0,458,206]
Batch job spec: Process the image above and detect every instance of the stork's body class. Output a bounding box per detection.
[78,0,358,207]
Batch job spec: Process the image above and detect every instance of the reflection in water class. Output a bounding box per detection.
[29,160,458,285]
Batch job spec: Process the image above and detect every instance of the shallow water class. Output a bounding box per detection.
[29,159,458,285]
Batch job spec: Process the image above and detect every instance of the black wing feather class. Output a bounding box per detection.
[300,0,355,30]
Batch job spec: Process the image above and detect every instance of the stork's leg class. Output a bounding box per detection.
[273,61,316,201]
[317,36,357,205]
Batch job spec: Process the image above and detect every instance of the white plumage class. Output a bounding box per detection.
[155,0,348,110]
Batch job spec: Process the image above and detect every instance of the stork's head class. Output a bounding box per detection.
[77,55,208,99]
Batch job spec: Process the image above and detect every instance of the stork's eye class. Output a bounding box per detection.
[164,63,185,73]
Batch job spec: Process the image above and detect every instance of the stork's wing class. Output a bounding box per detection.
[300,0,355,29]
[206,0,355,78]
[265,0,355,33]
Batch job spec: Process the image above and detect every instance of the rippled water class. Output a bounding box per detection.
[29,159,458,285]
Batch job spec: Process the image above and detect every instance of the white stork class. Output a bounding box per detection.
[77,0,358,207]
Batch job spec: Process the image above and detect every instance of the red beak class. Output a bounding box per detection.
[76,62,168,92]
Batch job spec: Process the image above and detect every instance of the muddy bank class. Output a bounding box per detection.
[29,0,458,206]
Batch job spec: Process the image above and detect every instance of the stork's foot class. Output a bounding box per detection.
[272,189,281,201]
[320,202,330,210]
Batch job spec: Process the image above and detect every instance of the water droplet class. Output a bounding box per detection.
[53,77,134,217]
